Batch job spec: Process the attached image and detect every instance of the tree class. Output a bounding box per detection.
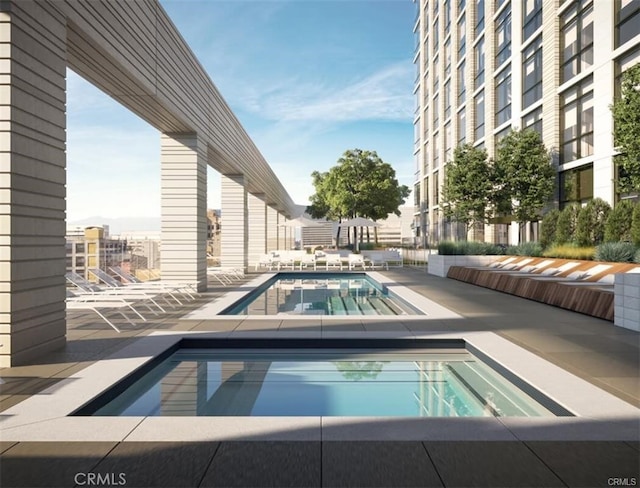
[307,149,410,246]
[611,63,640,194]
[493,128,555,235]
[555,203,580,244]
[604,199,635,242]
[632,202,640,246]
[440,144,493,233]
[575,198,611,246]
[540,209,560,249]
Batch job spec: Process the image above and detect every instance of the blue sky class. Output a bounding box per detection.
[66,0,416,221]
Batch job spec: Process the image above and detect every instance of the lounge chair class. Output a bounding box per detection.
[325,254,344,270]
[299,254,317,270]
[348,254,367,270]
[278,255,295,270]
[66,290,146,332]
[66,272,171,312]
[109,266,199,297]
[88,268,188,305]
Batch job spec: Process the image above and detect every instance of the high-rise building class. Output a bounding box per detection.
[413,0,640,245]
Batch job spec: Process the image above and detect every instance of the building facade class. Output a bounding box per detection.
[66,226,129,281]
[413,0,640,245]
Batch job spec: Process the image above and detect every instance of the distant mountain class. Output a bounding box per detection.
[68,216,160,235]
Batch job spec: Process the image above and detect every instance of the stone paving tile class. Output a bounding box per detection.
[321,320,365,332]
[626,441,640,452]
[234,319,282,331]
[546,351,639,378]
[200,441,320,487]
[322,441,443,487]
[92,441,219,488]
[526,441,640,488]
[0,441,117,488]
[424,441,565,487]
[0,441,17,455]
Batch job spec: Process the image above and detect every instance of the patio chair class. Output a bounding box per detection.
[278,254,295,270]
[367,255,389,270]
[89,268,187,305]
[66,290,147,333]
[325,254,343,270]
[299,254,316,270]
[109,266,199,298]
[348,253,367,270]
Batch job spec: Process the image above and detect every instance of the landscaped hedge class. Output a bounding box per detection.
[542,245,595,260]
[595,242,637,263]
[506,242,543,257]
[437,240,503,255]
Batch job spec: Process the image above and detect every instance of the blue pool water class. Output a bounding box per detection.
[223,273,420,315]
[87,349,557,417]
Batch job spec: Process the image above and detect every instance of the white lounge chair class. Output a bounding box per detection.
[66,290,147,333]
[299,254,317,270]
[325,254,343,270]
[348,253,367,270]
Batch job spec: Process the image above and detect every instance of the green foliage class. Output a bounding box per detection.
[437,240,502,255]
[632,203,640,246]
[575,198,611,246]
[635,248,640,264]
[540,210,560,249]
[441,144,493,229]
[595,242,637,263]
[555,204,581,244]
[611,63,640,193]
[542,245,595,260]
[604,200,635,242]
[307,149,410,222]
[509,242,543,257]
[493,128,555,225]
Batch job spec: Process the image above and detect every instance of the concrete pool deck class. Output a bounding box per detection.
[1,268,639,487]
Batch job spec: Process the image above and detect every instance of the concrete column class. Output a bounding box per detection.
[160,133,207,292]
[0,2,67,367]
[266,206,279,252]
[221,174,248,270]
[247,193,267,269]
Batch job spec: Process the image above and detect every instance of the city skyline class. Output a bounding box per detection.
[66,0,416,221]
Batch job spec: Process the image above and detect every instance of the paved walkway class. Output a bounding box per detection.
[1,268,639,487]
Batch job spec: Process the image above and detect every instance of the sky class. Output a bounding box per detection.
[66,0,416,222]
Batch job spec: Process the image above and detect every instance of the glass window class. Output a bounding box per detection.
[560,164,594,206]
[523,0,542,40]
[444,80,451,119]
[475,36,485,88]
[475,0,484,37]
[458,109,466,143]
[434,133,441,168]
[433,54,440,91]
[444,0,451,36]
[522,35,542,108]
[457,60,466,105]
[495,125,511,146]
[458,14,466,58]
[414,123,420,151]
[434,170,440,204]
[445,38,452,78]
[496,67,512,126]
[561,78,594,163]
[445,122,453,161]
[617,0,640,47]
[496,6,512,67]
[475,89,485,140]
[433,93,440,128]
[433,15,440,52]
[615,46,640,97]
[458,0,466,12]
[561,2,593,83]
[522,106,543,137]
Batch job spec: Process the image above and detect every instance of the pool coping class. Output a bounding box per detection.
[183,272,463,321]
[0,330,638,442]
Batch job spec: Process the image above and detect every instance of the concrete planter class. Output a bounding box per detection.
[428,255,502,277]
[614,273,640,331]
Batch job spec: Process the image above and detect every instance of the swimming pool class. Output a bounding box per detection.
[222,273,421,316]
[76,340,566,417]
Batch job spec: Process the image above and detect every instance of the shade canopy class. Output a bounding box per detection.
[279,216,324,228]
[338,217,381,228]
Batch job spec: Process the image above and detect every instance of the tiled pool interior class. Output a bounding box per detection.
[77,341,566,417]
[222,273,421,316]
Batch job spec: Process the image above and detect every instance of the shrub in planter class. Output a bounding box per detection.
[542,245,595,260]
[595,242,637,263]
[575,198,611,247]
[555,204,580,244]
[437,241,458,255]
[604,200,635,242]
[540,209,560,249]
[512,241,543,257]
[437,240,502,255]
[635,248,640,264]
